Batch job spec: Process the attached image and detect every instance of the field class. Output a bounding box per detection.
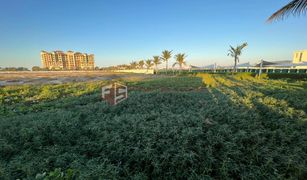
[0,71,154,86]
[0,73,307,179]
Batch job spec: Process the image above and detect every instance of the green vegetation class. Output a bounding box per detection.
[0,81,107,117]
[112,50,189,71]
[153,56,161,71]
[227,42,248,72]
[129,61,138,69]
[32,66,50,71]
[1,74,306,179]
[145,60,153,71]
[173,53,187,70]
[0,67,29,71]
[138,60,145,69]
[266,73,307,80]
[161,50,173,72]
[268,0,307,22]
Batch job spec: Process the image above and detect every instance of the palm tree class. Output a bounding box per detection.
[161,50,172,72]
[228,43,248,72]
[173,53,187,70]
[268,0,307,22]
[145,59,153,71]
[130,61,138,69]
[153,56,161,71]
[138,60,145,69]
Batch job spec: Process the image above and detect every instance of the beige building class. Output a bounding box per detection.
[41,50,95,70]
[293,50,307,63]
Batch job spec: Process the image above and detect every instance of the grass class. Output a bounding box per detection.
[127,76,203,91]
[0,73,306,179]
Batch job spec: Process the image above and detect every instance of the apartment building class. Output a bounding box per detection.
[41,50,95,70]
[293,50,307,63]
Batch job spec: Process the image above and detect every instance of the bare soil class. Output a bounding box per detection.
[0,71,155,86]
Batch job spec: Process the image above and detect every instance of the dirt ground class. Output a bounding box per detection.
[0,71,155,86]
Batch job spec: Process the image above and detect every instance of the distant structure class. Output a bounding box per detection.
[293,50,307,63]
[40,50,95,70]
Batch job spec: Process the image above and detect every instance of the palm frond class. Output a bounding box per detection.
[238,43,248,50]
[268,0,307,22]
[153,56,161,65]
[230,46,236,52]
[161,50,173,61]
[172,62,178,67]
[228,48,235,57]
[228,42,248,71]
[174,53,187,69]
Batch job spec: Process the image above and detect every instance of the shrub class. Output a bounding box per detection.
[255,73,269,79]
[196,73,217,87]
[233,72,255,80]
[267,73,307,80]
[1,76,306,179]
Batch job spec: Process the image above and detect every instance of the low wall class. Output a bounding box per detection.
[113,69,154,74]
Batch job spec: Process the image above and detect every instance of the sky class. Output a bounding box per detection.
[0,0,306,68]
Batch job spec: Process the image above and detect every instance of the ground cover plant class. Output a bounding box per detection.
[0,74,306,179]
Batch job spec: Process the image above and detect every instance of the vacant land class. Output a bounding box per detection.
[0,71,154,86]
[0,73,306,179]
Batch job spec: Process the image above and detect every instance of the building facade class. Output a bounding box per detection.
[293,50,307,63]
[41,50,95,70]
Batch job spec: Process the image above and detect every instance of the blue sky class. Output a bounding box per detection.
[0,0,306,68]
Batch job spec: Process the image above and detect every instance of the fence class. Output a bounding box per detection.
[156,67,307,75]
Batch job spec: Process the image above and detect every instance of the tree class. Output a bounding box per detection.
[268,0,307,22]
[153,56,161,71]
[228,43,248,72]
[32,66,41,71]
[173,53,187,70]
[130,61,138,69]
[161,50,172,72]
[138,60,145,69]
[145,59,153,71]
